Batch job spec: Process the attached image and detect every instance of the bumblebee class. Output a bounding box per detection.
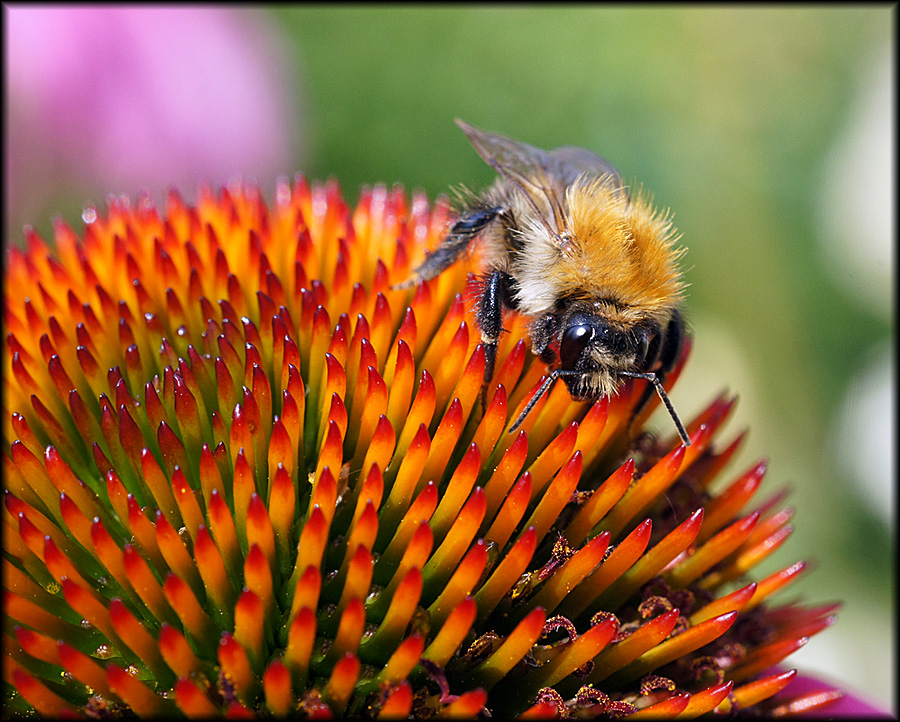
[400,119,690,445]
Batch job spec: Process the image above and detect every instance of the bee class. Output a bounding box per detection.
[399,119,690,445]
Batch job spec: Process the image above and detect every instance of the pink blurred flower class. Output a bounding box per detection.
[6,6,300,228]
[769,669,895,718]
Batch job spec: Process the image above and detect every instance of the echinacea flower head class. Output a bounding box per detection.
[3,178,843,718]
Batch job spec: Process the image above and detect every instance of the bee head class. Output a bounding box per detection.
[558,312,657,396]
[512,308,689,445]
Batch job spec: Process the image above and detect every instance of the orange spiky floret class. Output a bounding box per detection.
[3,178,837,717]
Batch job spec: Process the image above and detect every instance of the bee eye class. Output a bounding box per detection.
[560,324,593,369]
[638,335,651,363]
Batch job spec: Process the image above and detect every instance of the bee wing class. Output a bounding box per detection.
[456,119,572,239]
[456,120,622,240]
[544,146,622,188]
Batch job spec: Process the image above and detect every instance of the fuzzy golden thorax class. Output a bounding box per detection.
[511,179,686,322]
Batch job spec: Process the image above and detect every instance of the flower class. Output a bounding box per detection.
[3,178,844,717]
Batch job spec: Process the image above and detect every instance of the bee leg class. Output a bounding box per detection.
[657,308,686,375]
[529,313,559,363]
[633,309,685,416]
[393,207,502,288]
[630,309,688,443]
[476,268,517,408]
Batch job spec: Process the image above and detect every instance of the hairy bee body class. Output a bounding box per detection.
[401,119,690,443]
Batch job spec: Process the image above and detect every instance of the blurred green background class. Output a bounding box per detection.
[6,5,894,712]
[273,8,895,708]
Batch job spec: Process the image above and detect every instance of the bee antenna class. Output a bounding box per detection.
[508,369,576,434]
[509,372,556,434]
[621,371,691,447]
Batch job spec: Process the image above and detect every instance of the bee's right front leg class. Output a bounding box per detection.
[476,268,517,408]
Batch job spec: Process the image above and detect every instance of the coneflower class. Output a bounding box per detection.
[3,178,842,717]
